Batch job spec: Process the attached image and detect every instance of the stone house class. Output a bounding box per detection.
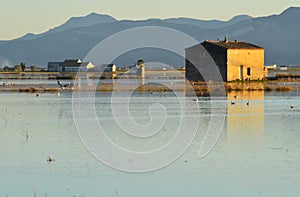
[185,38,265,81]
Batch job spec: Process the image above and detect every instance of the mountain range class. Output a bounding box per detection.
[0,7,299,67]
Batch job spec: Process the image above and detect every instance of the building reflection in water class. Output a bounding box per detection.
[226,91,265,142]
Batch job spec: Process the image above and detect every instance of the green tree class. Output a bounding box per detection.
[20,62,26,72]
[137,59,144,66]
[3,65,9,72]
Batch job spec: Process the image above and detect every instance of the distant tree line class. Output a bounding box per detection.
[1,62,45,72]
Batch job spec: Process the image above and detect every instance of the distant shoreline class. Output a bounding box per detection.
[1,71,300,95]
[1,80,299,96]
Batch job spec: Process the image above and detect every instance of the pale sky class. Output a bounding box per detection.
[0,0,300,40]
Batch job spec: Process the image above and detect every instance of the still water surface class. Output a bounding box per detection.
[0,90,300,196]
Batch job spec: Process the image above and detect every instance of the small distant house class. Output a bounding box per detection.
[60,59,94,72]
[88,64,118,79]
[47,59,94,72]
[185,37,265,81]
[104,64,117,72]
[277,65,288,71]
[88,64,117,72]
[2,66,15,72]
[24,67,32,72]
[48,62,62,72]
[264,64,277,70]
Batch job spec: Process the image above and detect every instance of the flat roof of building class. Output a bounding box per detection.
[203,40,264,49]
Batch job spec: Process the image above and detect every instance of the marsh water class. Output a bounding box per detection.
[0,81,300,196]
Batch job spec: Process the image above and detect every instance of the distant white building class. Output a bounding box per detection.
[264,64,277,70]
[136,59,145,78]
[47,59,94,72]
[105,64,117,72]
[277,65,288,71]
[89,64,117,72]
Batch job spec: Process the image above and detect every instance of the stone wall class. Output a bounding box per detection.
[227,49,265,81]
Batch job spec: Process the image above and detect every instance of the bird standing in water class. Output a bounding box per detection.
[291,104,295,109]
[47,156,55,163]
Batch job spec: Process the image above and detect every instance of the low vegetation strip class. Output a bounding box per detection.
[0,81,299,94]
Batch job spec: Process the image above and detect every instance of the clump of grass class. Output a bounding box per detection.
[276,86,292,92]
[18,87,39,93]
[192,85,209,92]
[96,84,114,91]
[43,88,59,92]
[142,84,172,92]
[224,84,233,92]
[195,91,210,97]
[264,85,274,92]
[224,83,243,91]
[246,84,264,91]
[56,75,75,80]
[48,76,57,80]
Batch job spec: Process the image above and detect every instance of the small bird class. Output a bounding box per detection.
[231,101,236,105]
[291,104,295,109]
[36,93,39,97]
[234,95,238,99]
[246,101,250,106]
[57,81,70,90]
[47,156,55,164]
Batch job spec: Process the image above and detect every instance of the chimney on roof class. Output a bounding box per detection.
[224,36,229,43]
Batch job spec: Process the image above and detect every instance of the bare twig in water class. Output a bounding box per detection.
[4,106,8,114]
[20,127,29,141]
[1,114,9,126]
[32,184,36,197]
[17,127,29,146]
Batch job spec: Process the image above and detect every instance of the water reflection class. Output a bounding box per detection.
[1,90,300,196]
[227,91,265,141]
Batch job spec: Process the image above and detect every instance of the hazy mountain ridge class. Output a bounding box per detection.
[0,7,299,67]
[163,14,253,29]
[47,13,117,34]
[10,12,252,42]
[12,13,118,42]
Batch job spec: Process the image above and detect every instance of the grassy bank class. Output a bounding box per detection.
[0,80,299,95]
